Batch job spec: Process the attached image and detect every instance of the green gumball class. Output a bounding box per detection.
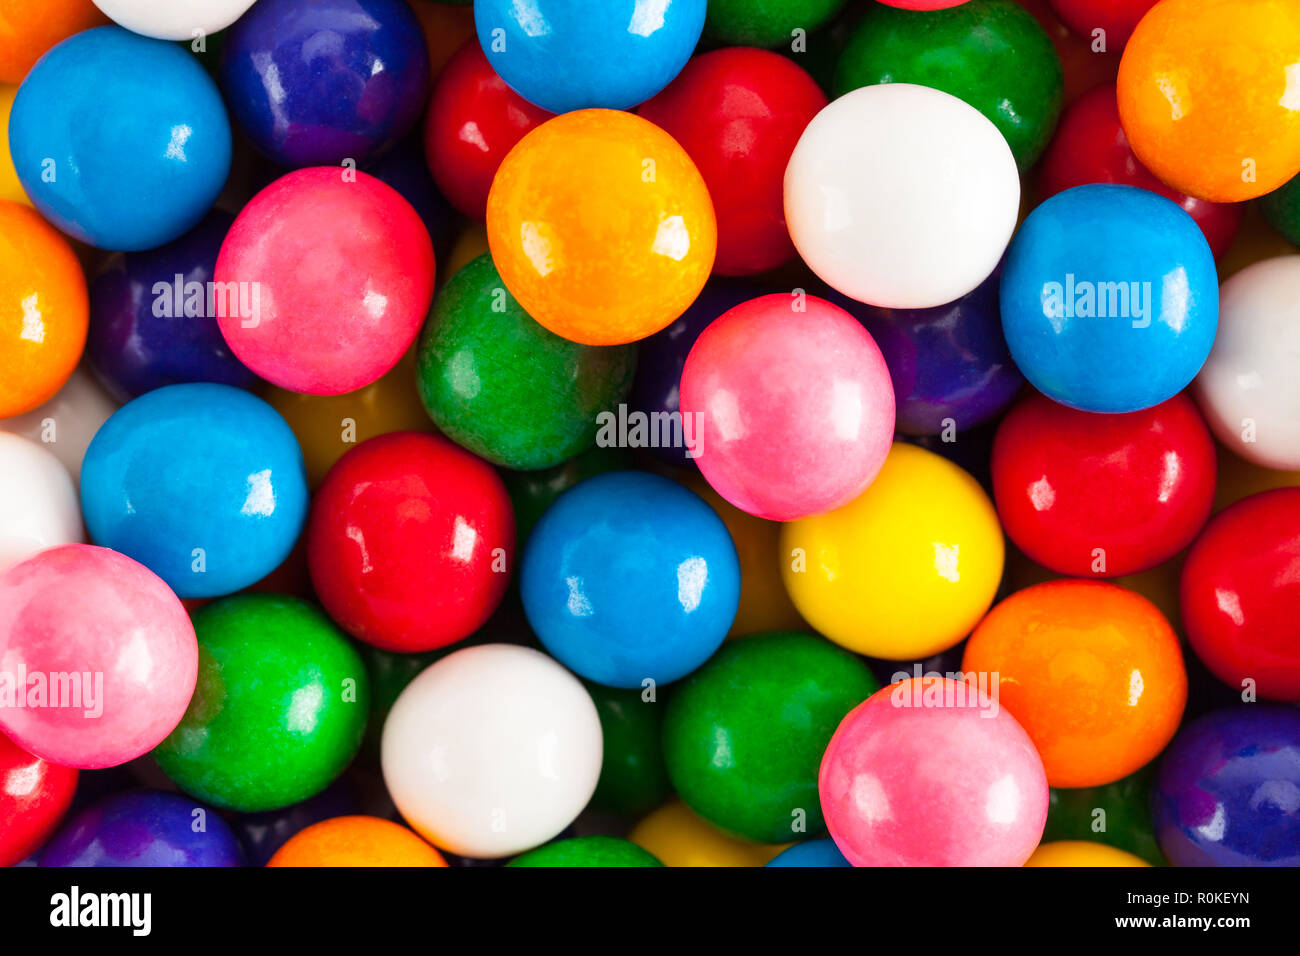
[1043,767,1167,866]
[1260,173,1300,247]
[502,444,631,546]
[706,0,847,49]
[585,681,672,817]
[507,836,663,867]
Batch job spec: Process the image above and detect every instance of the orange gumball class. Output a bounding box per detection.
[1117,0,1300,203]
[266,816,448,867]
[0,201,88,418]
[963,580,1187,788]
[0,0,108,84]
[487,109,716,346]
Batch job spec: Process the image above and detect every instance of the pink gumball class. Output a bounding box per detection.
[679,293,894,521]
[820,677,1048,866]
[878,1,971,8]
[215,167,435,395]
[0,544,197,769]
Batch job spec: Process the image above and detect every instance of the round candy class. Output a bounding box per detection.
[638,48,827,276]
[416,254,636,470]
[820,677,1048,866]
[1000,184,1218,413]
[80,383,308,598]
[0,201,88,418]
[503,445,631,547]
[363,136,455,262]
[679,293,895,521]
[268,816,447,867]
[474,0,705,114]
[1260,173,1300,246]
[1044,768,1164,865]
[93,0,256,39]
[214,167,435,395]
[0,433,83,573]
[765,839,852,868]
[628,800,786,867]
[784,84,1019,309]
[382,644,602,859]
[992,391,1216,577]
[0,367,118,489]
[153,595,369,812]
[963,580,1187,787]
[880,0,974,8]
[508,836,662,868]
[586,682,671,818]
[1025,841,1150,867]
[486,109,716,346]
[704,0,845,47]
[1152,706,1300,866]
[521,471,740,688]
[307,431,514,652]
[9,26,231,250]
[1180,489,1300,702]
[0,544,197,769]
[0,729,77,866]
[1047,0,1156,49]
[0,0,107,84]
[232,780,361,866]
[1117,0,1300,203]
[781,442,1003,660]
[663,631,877,843]
[220,0,429,168]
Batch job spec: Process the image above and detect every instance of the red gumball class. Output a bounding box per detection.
[306,431,514,653]
[992,391,1216,577]
[1039,84,1244,259]
[1,729,77,866]
[423,40,553,221]
[638,48,826,277]
[1181,489,1300,702]
[1048,0,1157,50]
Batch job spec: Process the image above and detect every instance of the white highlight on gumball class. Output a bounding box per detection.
[0,432,84,574]
[92,0,258,41]
[0,367,119,488]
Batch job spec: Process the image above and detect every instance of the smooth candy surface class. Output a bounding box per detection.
[507,836,662,868]
[1047,0,1157,49]
[268,816,447,867]
[1025,841,1151,867]
[0,368,118,489]
[628,800,787,867]
[704,0,845,47]
[0,729,77,867]
[586,682,671,818]
[764,839,852,868]
[503,445,631,547]
[0,0,107,83]
[93,0,256,39]
[0,433,83,574]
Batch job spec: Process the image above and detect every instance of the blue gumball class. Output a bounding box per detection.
[1000,184,1218,413]
[8,27,231,252]
[220,0,430,169]
[80,383,308,598]
[474,0,707,113]
[765,838,853,868]
[521,471,740,688]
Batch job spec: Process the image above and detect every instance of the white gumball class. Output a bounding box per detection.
[1195,255,1300,470]
[92,0,258,41]
[784,83,1020,309]
[0,366,118,488]
[381,644,602,859]
[0,433,84,573]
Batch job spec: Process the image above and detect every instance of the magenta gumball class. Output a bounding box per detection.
[819,677,1048,866]
[879,1,972,8]
[679,294,894,520]
[0,545,197,770]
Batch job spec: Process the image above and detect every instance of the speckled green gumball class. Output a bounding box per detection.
[502,445,632,546]
[1043,767,1166,865]
[834,0,1063,169]
[585,681,672,817]
[507,836,664,867]
[662,631,877,843]
[416,254,637,470]
[706,0,846,49]
[1260,173,1300,246]
[153,595,370,813]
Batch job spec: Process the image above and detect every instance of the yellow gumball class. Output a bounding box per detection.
[1025,841,1151,867]
[628,801,787,867]
[0,84,30,206]
[781,442,1003,660]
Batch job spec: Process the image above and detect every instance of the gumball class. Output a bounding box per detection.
[1046,0,1154,49]
[881,1,973,7]
[0,202,88,418]
[0,729,77,866]
[153,595,369,812]
[416,254,636,470]
[820,678,1048,866]
[1044,768,1164,865]
[1260,174,1300,246]
[782,443,1003,660]
[963,580,1187,787]
[1018,0,1120,106]
[0,368,117,488]
[586,682,671,818]
[80,383,308,598]
[785,84,1019,309]
[474,0,705,113]
[836,0,1061,169]
[663,632,877,843]
[992,392,1215,578]
[1039,85,1245,260]
[1194,257,1300,470]
[0,544,197,769]
[0,0,107,84]
[521,471,739,688]
[704,0,845,47]
[638,49,827,276]
[508,836,663,868]
[1025,841,1150,867]
[92,0,256,39]
[214,167,435,395]
[487,110,715,346]
[679,294,894,521]
[220,0,429,168]
[503,445,631,547]
[268,817,446,867]
[1001,184,1218,413]
[382,644,602,858]
[765,839,852,867]
[363,136,455,264]
[9,27,230,250]
[307,431,514,652]
[232,780,361,866]
[1117,0,1300,203]
[0,434,83,573]
[628,801,788,867]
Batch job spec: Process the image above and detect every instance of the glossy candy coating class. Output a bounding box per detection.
[364,136,455,263]
[9,27,231,250]
[487,109,716,346]
[503,445,631,547]
[782,443,1003,660]
[764,838,852,868]
[820,678,1048,866]
[1000,184,1218,413]
[0,0,107,83]
[153,595,369,813]
[1260,174,1300,246]
[0,433,83,574]
[629,800,788,867]
[268,816,447,867]
[307,431,514,652]
[0,368,118,489]
[214,167,435,396]
[963,580,1187,787]
[508,836,662,868]
[1044,768,1164,865]
[0,729,77,866]
[1047,0,1156,49]
[0,544,197,769]
[1025,841,1150,866]
[586,682,671,818]
[704,0,845,47]
[93,0,257,39]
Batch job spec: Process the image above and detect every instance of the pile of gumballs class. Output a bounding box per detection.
[2,0,1300,869]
